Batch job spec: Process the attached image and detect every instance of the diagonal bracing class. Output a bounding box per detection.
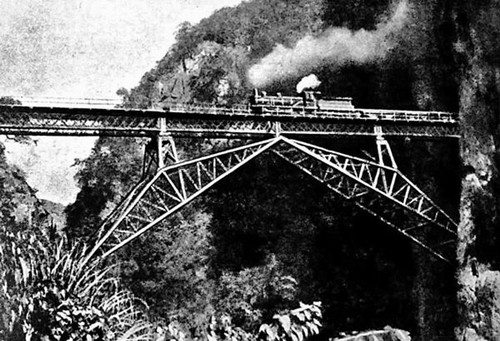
[88,136,458,263]
[86,137,282,260]
[273,137,458,262]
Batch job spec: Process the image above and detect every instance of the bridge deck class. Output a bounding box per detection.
[0,104,459,138]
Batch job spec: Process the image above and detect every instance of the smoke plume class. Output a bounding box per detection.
[296,74,321,93]
[248,1,410,88]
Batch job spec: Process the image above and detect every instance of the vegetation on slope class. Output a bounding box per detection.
[453,1,500,339]
[66,0,465,340]
[0,136,326,341]
[0,139,150,340]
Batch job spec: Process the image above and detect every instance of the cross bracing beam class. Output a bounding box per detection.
[88,136,458,263]
[86,138,282,260]
[0,104,459,138]
[93,177,152,241]
[272,138,458,262]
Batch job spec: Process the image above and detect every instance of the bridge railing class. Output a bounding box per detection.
[164,103,457,122]
[361,109,456,122]
[3,96,122,108]
[164,103,252,115]
[2,95,457,123]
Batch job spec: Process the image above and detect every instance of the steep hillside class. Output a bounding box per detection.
[70,1,463,340]
[120,0,458,111]
[453,1,500,339]
[0,142,59,231]
[119,0,324,107]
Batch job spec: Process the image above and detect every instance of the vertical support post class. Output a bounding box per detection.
[375,126,397,169]
[142,117,181,177]
[158,117,167,168]
[273,121,282,136]
[161,134,187,199]
[142,130,187,198]
[142,143,155,178]
[157,134,165,169]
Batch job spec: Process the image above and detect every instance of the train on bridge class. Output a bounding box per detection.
[0,89,458,127]
[243,90,456,122]
[163,89,366,117]
[159,89,457,122]
[250,89,356,114]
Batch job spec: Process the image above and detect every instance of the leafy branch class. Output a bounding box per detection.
[258,302,322,341]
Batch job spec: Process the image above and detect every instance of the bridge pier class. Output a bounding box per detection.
[143,134,180,177]
[375,126,397,169]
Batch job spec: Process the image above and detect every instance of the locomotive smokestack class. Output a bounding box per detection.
[296,74,321,93]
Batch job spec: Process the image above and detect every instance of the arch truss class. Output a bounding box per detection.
[87,136,458,263]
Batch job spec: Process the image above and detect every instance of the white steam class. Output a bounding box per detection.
[296,74,321,93]
[248,1,409,88]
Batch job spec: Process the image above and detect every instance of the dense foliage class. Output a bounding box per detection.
[65,137,144,240]
[118,0,324,108]
[66,0,462,340]
[1,218,327,341]
[2,0,485,338]
[0,139,155,340]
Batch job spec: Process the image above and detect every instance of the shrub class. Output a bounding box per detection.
[0,224,154,341]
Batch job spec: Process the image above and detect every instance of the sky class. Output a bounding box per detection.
[0,0,244,204]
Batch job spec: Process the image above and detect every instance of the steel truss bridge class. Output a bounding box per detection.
[0,101,460,263]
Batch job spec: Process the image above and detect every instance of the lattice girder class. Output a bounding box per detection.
[87,137,281,260]
[93,177,151,240]
[273,138,458,262]
[88,136,457,263]
[0,104,459,138]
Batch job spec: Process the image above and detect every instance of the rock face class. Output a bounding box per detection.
[0,142,55,230]
[455,1,500,339]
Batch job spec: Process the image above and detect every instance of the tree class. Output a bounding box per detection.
[215,255,298,331]
[188,42,249,105]
[65,137,143,240]
[0,96,21,105]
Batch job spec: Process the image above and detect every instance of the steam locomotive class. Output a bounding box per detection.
[162,88,362,116]
[249,89,355,114]
[161,88,455,122]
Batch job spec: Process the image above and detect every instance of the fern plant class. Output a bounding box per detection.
[0,224,155,341]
